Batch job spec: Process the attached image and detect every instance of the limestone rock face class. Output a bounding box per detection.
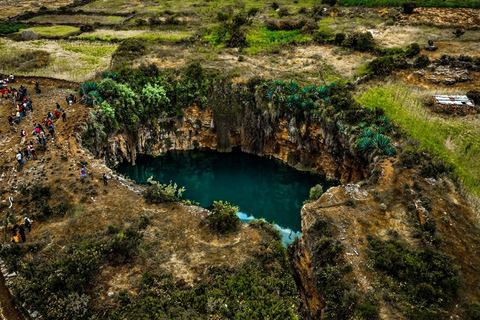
[103,104,365,183]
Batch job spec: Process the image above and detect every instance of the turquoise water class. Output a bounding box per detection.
[117,149,336,245]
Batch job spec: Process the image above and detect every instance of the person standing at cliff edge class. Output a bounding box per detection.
[24,217,31,233]
[103,173,108,186]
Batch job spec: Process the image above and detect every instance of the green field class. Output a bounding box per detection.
[74,29,194,42]
[357,84,480,197]
[27,14,126,25]
[0,38,117,82]
[23,26,80,38]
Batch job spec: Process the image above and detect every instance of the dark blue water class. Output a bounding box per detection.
[117,148,336,245]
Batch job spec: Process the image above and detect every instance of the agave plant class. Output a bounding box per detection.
[357,137,374,155]
[80,82,98,96]
[362,128,374,138]
[266,87,276,101]
[385,147,397,156]
[378,115,390,129]
[372,134,391,150]
[316,85,328,98]
[287,80,299,94]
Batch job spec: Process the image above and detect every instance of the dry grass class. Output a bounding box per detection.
[74,29,194,42]
[27,14,126,25]
[0,38,117,82]
[0,79,266,304]
[23,25,80,38]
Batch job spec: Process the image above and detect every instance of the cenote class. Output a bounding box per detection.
[118,148,337,245]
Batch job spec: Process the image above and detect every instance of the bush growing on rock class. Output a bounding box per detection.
[368,56,396,76]
[309,184,324,201]
[143,176,185,203]
[207,201,241,234]
[367,236,460,318]
[342,32,375,52]
[413,54,430,68]
[334,33,346,45]
[467,90,480,105]
[405,43,420,58]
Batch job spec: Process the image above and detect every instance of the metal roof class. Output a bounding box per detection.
[434,95,475,107]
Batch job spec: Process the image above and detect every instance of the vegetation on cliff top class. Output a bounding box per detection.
[82,63,397,167]
[358,84,480,199]
[367,235,460,319]
[110,239,299,319]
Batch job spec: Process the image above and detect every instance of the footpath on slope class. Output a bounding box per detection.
[0,78,266,316]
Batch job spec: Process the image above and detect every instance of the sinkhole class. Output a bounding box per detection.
[117,148,337,245]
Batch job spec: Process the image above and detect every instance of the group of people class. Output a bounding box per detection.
[10,217,32,243]
[12,83,72,167]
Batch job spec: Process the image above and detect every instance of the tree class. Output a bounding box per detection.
[97,78,139,134]
[140,83,170,119]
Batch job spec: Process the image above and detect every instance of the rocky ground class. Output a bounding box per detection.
[0,78,267,316]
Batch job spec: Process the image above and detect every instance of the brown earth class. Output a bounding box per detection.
[297,159,480,319]
[398,7,480,29]
[0,0,76,20]
[0,79,267,313]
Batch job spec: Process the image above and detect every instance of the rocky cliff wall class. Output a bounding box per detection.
[101,104,365,184]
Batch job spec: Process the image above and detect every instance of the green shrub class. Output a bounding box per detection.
[367,236,460,316]
[278,7,290,17]
[405,43,420,58]
[207,201,241,234]
[356,302,380,320]
[467,90,480,105]
[0,24,28,35]
[110,239,299,319]
[309,184,324,201]
[142,271,154,287]
[138,216,149,230]
[247,7,260,17]
[414,54,430,68]
[402,1,417,14]
[107,225,120,234]
[143,177,185,204]
[368,56,396,76]
[322,0,338,6]
[342,32,375,52]
[334,33,346,45]
[217,11,229,22]
[467,301,480,320]
[29,183,52,201]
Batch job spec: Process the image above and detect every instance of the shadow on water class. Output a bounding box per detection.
[118,148,337,246]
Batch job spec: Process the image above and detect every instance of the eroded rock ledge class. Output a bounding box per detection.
[98,104,364,184]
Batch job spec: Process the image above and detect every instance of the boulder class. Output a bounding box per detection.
[21,30,38,41]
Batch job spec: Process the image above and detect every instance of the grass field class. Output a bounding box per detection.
[245,27,314,54]
[74,29,194,42]
[27,14,126,25]
[0,38,117,82]
[22,26,80,38]
[357,84,480,197]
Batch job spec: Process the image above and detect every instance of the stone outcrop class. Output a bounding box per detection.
[100,104,364,184]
